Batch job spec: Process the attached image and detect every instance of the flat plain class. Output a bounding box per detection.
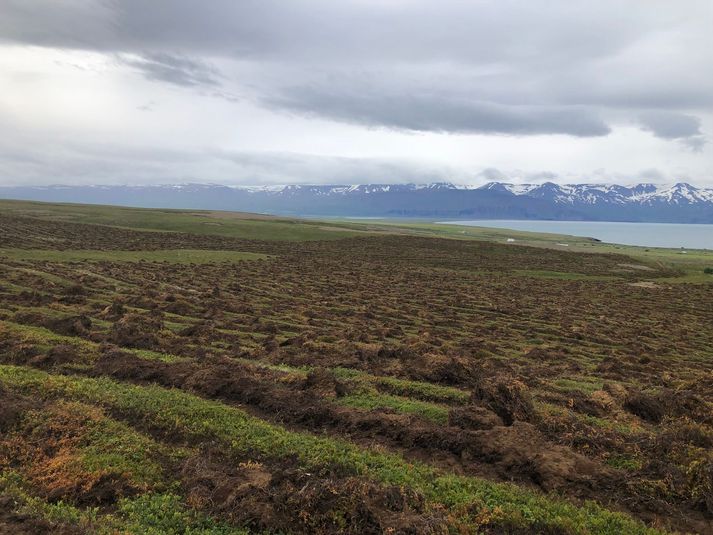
[0,199,712,534]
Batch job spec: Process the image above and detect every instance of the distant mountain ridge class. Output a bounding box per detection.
[479,181,713,205]
[1,181,712,223]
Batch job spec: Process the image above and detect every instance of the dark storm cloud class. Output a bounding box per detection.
[0,0,711,140]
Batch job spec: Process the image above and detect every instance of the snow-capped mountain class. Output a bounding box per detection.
[1,181,712,222]
[478,181,713,206]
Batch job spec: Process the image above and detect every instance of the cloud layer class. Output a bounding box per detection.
[0,0,711,185]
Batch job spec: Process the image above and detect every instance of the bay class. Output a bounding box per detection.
[437,220,713,249]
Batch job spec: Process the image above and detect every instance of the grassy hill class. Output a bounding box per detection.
[0,200,711,534]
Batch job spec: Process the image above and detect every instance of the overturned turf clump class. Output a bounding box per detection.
[624,391,665,423]
[178,321,218,341]
[28,344,78,368]
[46,315,92,338]
[100,301,125,319]
[181,451,450,534]
[406,354,480,387]
[109,313,163,349]
[660,388,712,425]
[447,405,503,430]
[302,368,353,398]
[470,421,610,492]
[471,376,537,425]
[0,385,36,433]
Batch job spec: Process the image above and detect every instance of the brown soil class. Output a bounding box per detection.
[180,450,450,534]
[91,351,618,499]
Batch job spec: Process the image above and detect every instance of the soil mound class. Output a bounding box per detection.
[46,315,91,337]
[302,368,352,398]
[471,376,537,425]
[624,391,665,423]
[181,452,449,534]
[109,313,163,349]
[28,344,79,368]
[0,386,37,433]
[472,422,609,492]
[406,354,480,386]
[448,405,503,430]
[99,301,125,319]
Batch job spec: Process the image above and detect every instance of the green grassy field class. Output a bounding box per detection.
[0,199,364,241]
[3,198,710,281]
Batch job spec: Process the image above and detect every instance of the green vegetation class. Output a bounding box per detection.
[23,400,172,489]
[553,378,605,395]
[335,391,450,424]
[1,200,710,533]
[0,199,362,241]
[0,472,245,534]
[0,471,99,531]
[0,365,659,534]
[605,454,644,471]
[334,367,470,404]
[115,493,247,535]
[3,198,711,284]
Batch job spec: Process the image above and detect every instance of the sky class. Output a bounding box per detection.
[0,0,711,187]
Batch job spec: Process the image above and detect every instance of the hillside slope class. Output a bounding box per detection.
[0,202,711,534]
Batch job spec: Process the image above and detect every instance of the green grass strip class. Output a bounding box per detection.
[335,391,450,424]
[0,365,661,534]
[0,471,246,534]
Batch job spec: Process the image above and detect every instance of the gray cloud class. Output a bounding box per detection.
[118,52,221,88]
[639,111,702,139]
[476,168,509,182]
[0,1,651,64]
[0,0,711,186]
[0,118,698,187]
[680,135,707,152]
[0,0,116,49]
[0,136,448,187]
[1,1,711,133]
[265,86,610,137]
[639,111,706,151]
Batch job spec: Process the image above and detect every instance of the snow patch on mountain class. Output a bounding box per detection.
[475,181,713,206]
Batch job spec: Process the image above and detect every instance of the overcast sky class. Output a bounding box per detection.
[0,0,711,186]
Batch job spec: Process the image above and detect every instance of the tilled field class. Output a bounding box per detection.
[0,210,711,534]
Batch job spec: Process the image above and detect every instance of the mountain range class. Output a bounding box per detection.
[1,182,712,223]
